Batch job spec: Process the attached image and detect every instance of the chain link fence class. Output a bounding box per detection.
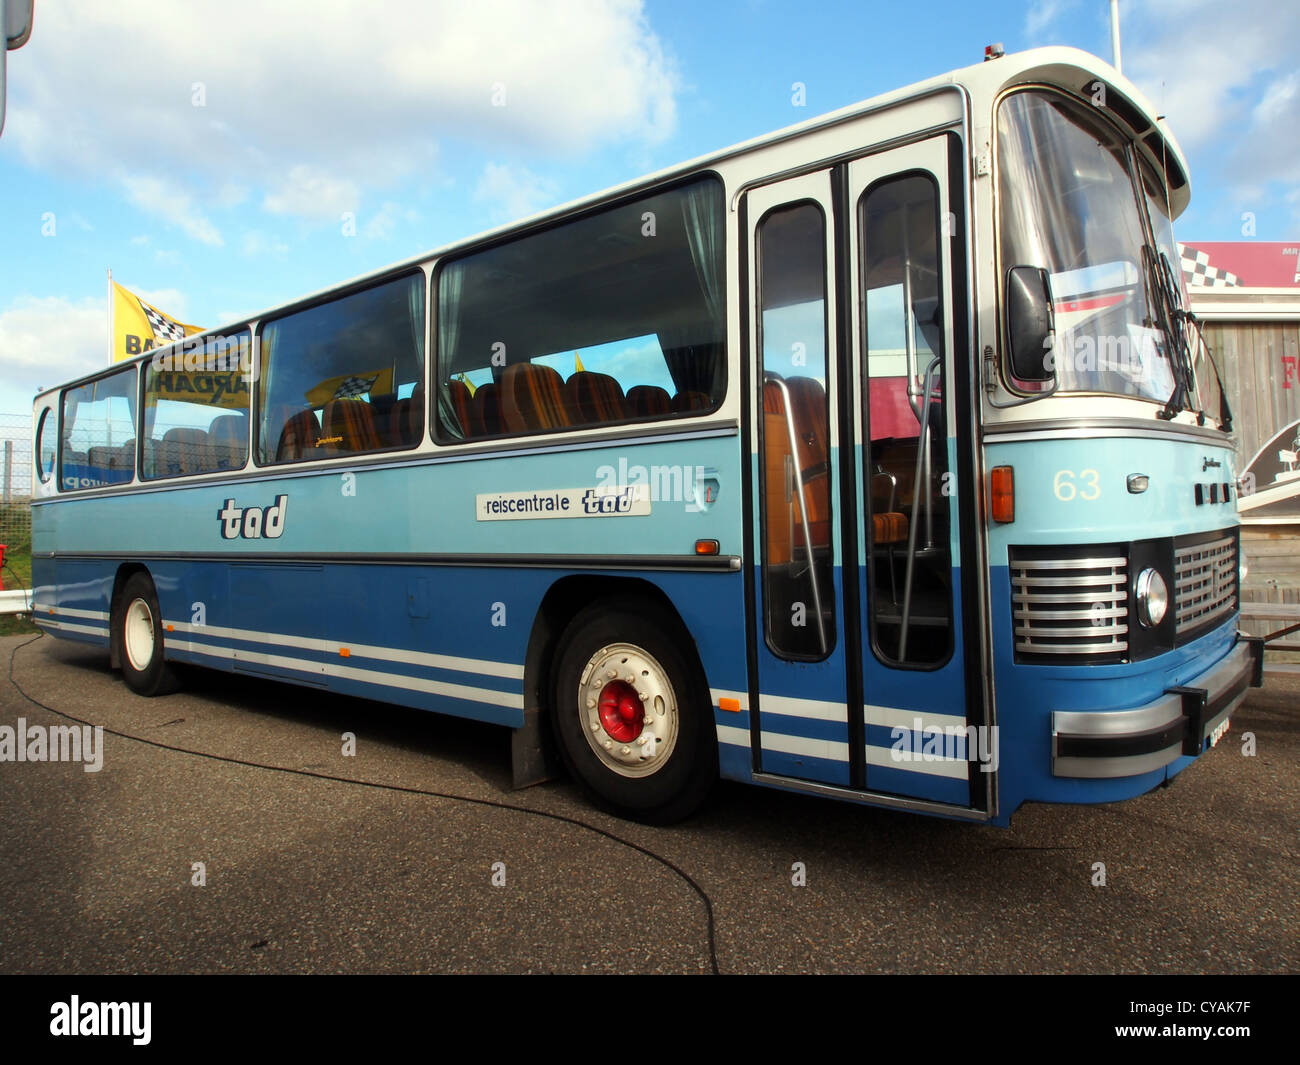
[0,412,33,556]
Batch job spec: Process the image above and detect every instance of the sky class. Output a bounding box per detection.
[0,0,1297,417]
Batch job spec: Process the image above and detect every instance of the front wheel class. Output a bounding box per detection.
[551,603,716,824]
[115,573,180,696]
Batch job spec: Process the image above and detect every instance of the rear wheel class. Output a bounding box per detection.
[115,573,180,696]
[551,603,716,823]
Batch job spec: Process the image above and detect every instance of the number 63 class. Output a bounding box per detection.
[1054,469,1100,501]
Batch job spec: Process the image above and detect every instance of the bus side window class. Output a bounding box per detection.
[257,272,425,465]
[59,367,137,491]
[757,201,835,661]
[142,331,252,480]
[433,177,726,444]
[860,174,953,668]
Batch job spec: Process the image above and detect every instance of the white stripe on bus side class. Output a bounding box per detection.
[864,744,969,779]
[864,704,968,733]
[174,635,524,710]
[163,620,524,680]
[42,606,110,621]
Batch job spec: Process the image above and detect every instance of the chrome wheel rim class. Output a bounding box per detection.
[577,642,678,778]
[124,598,156,672]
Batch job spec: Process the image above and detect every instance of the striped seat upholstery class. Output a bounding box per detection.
[670,390,711,413]
[626,385,671,418]
[446,380,478,439]
[565,371,626,425]
[501,363,570,433]
[762,376,831,563]
[386,386,423,447]
[473,383,502,436]
[322,398,381,452]
[276,409,321,461]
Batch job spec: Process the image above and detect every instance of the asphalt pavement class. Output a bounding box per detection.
[0,632,1295,974]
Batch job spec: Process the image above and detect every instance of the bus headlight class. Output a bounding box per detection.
[1135,567,1169,628]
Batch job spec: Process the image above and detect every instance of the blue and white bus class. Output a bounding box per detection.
[30,46,1261,824]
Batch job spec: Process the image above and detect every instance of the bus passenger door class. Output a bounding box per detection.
[847,136,985,809]
[745,171,854,786]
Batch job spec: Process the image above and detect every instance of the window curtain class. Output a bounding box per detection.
[406,275,426,434]
[659,183,726,398]
[256,323,279,462]
[436,261,467,439]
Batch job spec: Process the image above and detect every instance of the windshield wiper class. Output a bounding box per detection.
[1141,244,1196,422]
[1151,249,1233,431]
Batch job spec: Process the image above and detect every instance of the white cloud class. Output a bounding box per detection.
[1122,1,1300,218]
[0,296,107,398]
[362,201,420,241]
[263,166,360,221]
[474,163,561,223]
[122,176,223,246]
[1025,0,1077,43]
[6,1,678,225]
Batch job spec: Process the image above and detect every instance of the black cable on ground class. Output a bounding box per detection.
[5,631,720,974]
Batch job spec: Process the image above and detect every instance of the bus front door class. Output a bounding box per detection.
[746,135,988,812]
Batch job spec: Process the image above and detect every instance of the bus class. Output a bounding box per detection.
[30,46,1262,825]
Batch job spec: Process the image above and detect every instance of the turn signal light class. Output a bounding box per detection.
[695,539,719,555]
[991,466,1015,523]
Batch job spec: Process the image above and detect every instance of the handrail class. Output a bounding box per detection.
[898,355,941,662]
[765,372,828,654]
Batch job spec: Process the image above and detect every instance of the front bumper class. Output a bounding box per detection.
[1050,638,1262,779]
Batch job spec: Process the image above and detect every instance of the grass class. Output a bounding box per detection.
[0,509,37,636]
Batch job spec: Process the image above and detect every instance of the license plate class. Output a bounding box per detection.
[1208,718,1230,748]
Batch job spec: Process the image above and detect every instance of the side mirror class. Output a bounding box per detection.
[1005,266,1056,384]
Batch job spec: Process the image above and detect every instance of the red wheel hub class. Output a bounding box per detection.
[598,680,643,742]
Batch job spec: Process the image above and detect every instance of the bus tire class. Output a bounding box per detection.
[116,573,180,697]
[551,603,716,824]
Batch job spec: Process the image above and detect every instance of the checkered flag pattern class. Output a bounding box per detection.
[1178,243,1242,289]
[139,299,190,342]
[333,374,379,399]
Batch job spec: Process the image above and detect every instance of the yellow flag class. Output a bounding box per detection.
[304,368,395,407]
[456,372,477,397]
[111,281,202,362]
[574,351,586,373]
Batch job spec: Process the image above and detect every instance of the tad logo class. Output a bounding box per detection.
[581,487,636,514]
[218,495,288,539]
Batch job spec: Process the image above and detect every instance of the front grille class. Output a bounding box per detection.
[1174,534,1237,637]
[1011,554,1129,659]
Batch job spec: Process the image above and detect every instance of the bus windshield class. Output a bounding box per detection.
[1142,167,1231,427]
[998,90,1176,404]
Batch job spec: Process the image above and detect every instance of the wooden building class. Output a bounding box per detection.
[1184,242,1300,640]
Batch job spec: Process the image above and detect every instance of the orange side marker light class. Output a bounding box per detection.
[991,466,1015,524]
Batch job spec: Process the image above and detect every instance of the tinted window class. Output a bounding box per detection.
[435,177,726,442]
[142,330,253,479]
[257,273,425,465]
[60,367,138,491]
